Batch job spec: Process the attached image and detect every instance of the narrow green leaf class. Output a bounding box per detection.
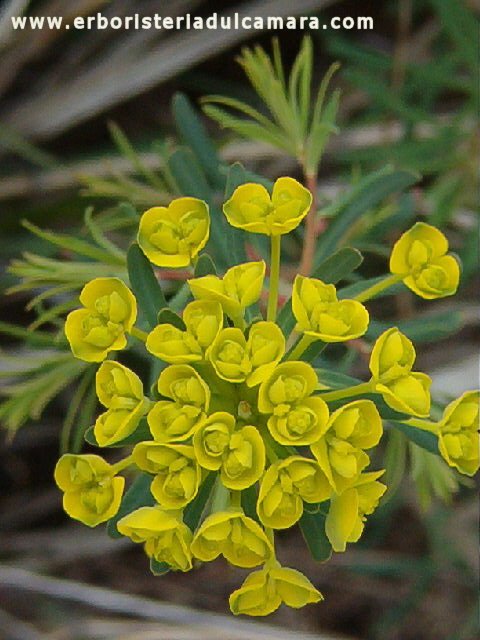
[22,220,124,266]
[313,169,418,267]
[194,254,217,278]
[367,312,463,344]
[390,421,439,455]
[338,275,406,300]
[167,147,211,201]
[183,472,216,531]
[127,243,167,329]
[299,508,332,562]
[107,473,155,539]
[157,307,186,330]
[172,93,223,187]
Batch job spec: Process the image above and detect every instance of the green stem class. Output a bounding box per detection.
[130,326,148,342]
[404,418,439,432]
[267,234,281,322]
[286,334,315,361]
[111,455,134,475]
[354,273,403,303]
[230,490,242,509]
[320,380,374,402]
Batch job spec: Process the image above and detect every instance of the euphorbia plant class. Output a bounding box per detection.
[54,178,478,617]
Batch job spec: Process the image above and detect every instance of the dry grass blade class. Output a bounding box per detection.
[1,0,337,139]
[0,565,344,640]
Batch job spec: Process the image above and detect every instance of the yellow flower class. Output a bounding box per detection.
[117,506,193,571]
[293,275,369,342]
[311,400,383,492]
[267,396,329,446]
[54,454,124,527]
[325,471,386,552]
[158,364,210,408]
[193,412,265,490]
[133,442,201,509]
[390,222,460,299]
[137,197,209,267]
[65,278,137,362]
[188,261,265,321]
[229,563,322,616]
[257,457,332,529]
[94,361,149,446]
[369,328,431,417]
[191,509,273,568]
[207,321,285,386]
[146,300,223,364]
[436,391,479,476]
[223,177,312,236]
[258,361,318,414]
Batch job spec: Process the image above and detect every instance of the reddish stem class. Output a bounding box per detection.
[299,172,320,276]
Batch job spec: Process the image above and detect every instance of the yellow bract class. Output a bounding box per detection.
[223,177,312,236]
[148,365,210,442]
[193,412,265,490]
[191,509,273,568]
[258,361,318,414]
[138,197,210,267]
[369,328,431,417]
[229,563,322,616]
[390,222,460,299]
[325,471,386,552]
[54,454,124,527]
[133,442,201,509]
[188,261,265,321]
[293,275,369,342]
[146,300,223,364]
[207,321,285,386]
[311,400,383,493]
[436,391,479,476]
[65,278,137,362]
[117,506,193,571]
[257,456,331,529]
[94,361,148,446]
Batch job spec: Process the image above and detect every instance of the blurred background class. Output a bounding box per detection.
[0,1,478,639]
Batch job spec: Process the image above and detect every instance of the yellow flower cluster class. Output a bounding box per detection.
[58,179,478,617]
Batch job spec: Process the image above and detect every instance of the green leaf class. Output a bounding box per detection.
[299,508,332,562]
[194,254,217,278]
[390,422,439,455]
[313,168,418,267]
[172,93,223,187]
[107,473,155,539]
[338,275,406,300]
[127,243,167,329]
[22,220,124,266]
[183,472,216,531]
[367,312,463,344]
[150,558,170,576]
[157,307,186,330]
[84,418,152,448]
[278,247,363,336]
[167,147,211,201]
[241,484,260,522]
[315,367,359,389]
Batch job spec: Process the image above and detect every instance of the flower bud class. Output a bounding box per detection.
[223,177,312,236]
[191,509,273,568]
[437,391,479,476]
[257,456,331,529]
[188,261,265,320]
[193,413,265,490]
[229,564,322,616]
[138,197,209,267]
[117,506,193,571]
[293,275,369,342]
[390,222,460,299]
[133,442,200,509]
[54,454,124,527]
[65,278,137,362]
